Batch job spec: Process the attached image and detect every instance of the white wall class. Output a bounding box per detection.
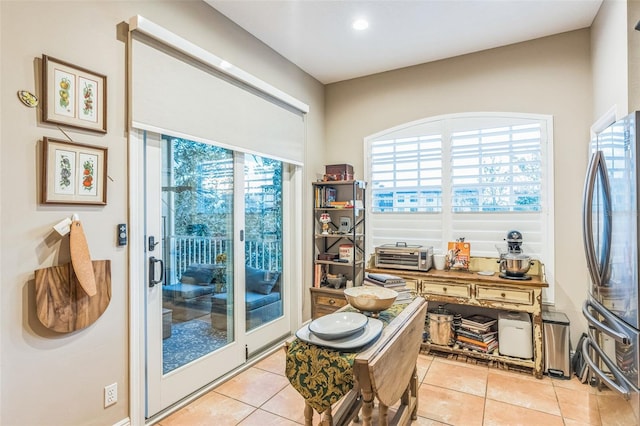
[590,0,640,117]
[592,0,629,120]
[325,29,594,348]
[0,1,324,425]
[626,0,640,113]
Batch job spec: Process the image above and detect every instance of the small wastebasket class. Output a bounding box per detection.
[542,311,571,379]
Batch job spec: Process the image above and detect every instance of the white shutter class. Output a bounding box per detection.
[450,123,542,212]
[371,135,443,212]
[366,113,554,303]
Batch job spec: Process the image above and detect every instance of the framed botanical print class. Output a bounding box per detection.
[42,137,108,205]
[42,55,107,133]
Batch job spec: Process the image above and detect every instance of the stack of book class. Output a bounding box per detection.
[364,273,413,302]
[455,314,499,354]
[314,186,337,208]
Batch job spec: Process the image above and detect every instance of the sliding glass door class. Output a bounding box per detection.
[129,18,306,421]
[143,131,291,416]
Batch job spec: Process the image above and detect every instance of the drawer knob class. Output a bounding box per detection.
[501,293,506,298]
[329,299,335,305]
[443,287,447,292]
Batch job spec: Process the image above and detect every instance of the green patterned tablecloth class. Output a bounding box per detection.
[285,304,407,413]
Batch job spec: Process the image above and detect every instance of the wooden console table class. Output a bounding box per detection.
[286,297,428,425]
[309,286,348,319]
[368,257,548,379]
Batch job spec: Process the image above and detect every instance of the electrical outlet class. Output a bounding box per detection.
[104,383,117,407]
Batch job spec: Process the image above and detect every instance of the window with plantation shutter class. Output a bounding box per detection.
[450,123,542,212]
[370,134,443,212]
[365,113,555,303]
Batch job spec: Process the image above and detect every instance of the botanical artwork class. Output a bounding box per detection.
[78,153,98,196]
[54,149,76,195]
[43,138,107,205]
[78,76,97,123]
[54,69,75,118]
[42,55,107,133]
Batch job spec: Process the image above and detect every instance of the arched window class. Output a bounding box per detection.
[365,112,555,302]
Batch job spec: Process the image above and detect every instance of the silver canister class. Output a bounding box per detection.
[427,305,455,346]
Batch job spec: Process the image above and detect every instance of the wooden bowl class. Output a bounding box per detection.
[344,286,398,317]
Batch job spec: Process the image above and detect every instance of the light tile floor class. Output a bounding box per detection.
[157,349,638,425]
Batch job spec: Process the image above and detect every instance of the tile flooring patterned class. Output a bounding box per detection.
[157,349,638,425]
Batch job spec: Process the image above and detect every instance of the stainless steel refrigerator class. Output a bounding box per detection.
[582,111,639,422]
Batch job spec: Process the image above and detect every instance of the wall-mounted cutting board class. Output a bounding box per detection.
[69,220,97,297]
[34,260,111,332]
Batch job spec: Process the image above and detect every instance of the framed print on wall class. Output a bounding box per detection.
[42,55,107,133]
[42,137,108,205]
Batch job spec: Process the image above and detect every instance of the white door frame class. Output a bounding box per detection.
[129,128,147,426]
[127,128,305,425]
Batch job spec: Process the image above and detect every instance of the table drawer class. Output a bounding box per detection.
[314,305,342,318]
[403,279,419,293]
[476,285,533,305]
[315,294,348,309]
[421,281,471,299]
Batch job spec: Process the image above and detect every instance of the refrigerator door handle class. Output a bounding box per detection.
[598,151,613,284]
[582,337,632,400]
[582,152,602,288]
[583,299,632,344]
[582,151,613,288]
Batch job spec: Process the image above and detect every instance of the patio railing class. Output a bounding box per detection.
[166,235,282,282]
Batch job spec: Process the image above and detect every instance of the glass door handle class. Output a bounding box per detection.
[149,256,164,287]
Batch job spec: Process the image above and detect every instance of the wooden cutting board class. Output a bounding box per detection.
[69,219,97,297]
[34,260,111,332]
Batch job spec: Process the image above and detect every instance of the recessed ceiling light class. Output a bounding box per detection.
[352,18,369,31]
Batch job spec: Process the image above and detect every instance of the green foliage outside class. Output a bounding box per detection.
[168,137,283,271]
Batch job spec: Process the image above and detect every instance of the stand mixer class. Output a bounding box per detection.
[496,230,533,280]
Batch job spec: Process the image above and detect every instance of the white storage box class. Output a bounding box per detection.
[498,311,533,359]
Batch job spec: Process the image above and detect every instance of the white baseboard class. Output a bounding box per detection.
[113,417,131,426]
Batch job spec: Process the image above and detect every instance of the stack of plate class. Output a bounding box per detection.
[296,312,383,350]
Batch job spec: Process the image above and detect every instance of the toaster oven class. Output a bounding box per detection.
[374,243,433,271]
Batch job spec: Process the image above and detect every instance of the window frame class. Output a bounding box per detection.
[364,112,555,303]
